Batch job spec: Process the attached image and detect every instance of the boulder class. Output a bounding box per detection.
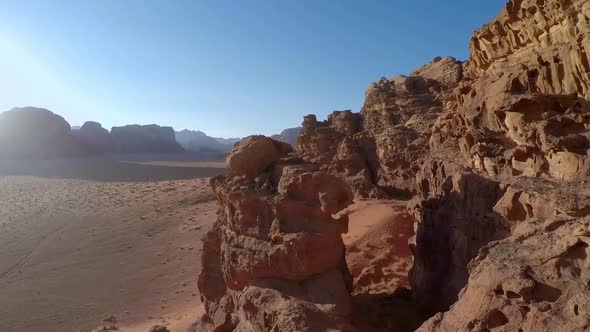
[225,135,293,179]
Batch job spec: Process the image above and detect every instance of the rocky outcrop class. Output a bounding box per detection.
[411,0,590,328]
[0,107,88,158]
[410,57,463,86]
[296,58,462,198]
[195,136,356,331]
[73,121,111,152]
[192,1,590,331]
[270,127,301,145]
[110,124,183,153]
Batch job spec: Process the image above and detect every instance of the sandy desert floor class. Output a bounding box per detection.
[0,155,420,332]
[343,200,415,294]
[0,156,225,332]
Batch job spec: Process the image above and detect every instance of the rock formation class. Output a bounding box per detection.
[411,0,590,321]
[296,57,463,198]
[73,121,111,152]
[193,1,590,330]
[0,107,88,158]
[195,135,356,331]
[110,124,184,153]
[270,127,301,145]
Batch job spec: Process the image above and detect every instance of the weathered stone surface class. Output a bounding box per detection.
[196,137,355,331]
[329,110,363,136]
[197,1,590,330]
[413,0,590,328]
[411,56,463,86]
[467,0,590,99]
[295,57,460,197]
[419,217,590,332]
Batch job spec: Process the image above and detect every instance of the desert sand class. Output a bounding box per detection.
[343,200,414,294]
[0,156,224,332]
[0,153,420,332]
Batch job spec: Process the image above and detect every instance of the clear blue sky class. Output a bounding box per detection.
[0,0,505,138]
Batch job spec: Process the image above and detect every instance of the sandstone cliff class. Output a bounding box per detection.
[413,0,590,330]
[195,1,590,331]
[195,136,356,331]
[296,57,463,198]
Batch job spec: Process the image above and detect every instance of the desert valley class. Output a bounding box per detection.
[3,0,590,331]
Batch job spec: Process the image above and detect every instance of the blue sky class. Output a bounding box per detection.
[0,0,505,137]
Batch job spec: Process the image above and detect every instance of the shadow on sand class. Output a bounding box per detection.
[0,153,226,182]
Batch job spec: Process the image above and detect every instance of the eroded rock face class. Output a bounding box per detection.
[412,0,590,328]
[467,0,590,99]
[197,1,590,330]
[419,217,590,332]
[296,59,462,198]
[195,136,356,331]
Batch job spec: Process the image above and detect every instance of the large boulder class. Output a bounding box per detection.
[0,107,87,158]
[225,135,293,179]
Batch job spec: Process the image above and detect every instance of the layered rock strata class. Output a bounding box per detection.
[414,0,590,329]
[196,1,590,330]
[195,136,356,331]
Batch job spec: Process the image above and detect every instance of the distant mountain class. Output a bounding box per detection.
[175,130,237,153]
[72,121,111,152]
[270,127,301,145]
[0,107,89,159]
[213,137,241,145]
[111,124,184,153]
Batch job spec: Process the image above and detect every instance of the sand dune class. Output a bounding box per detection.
[0,156,224,332]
